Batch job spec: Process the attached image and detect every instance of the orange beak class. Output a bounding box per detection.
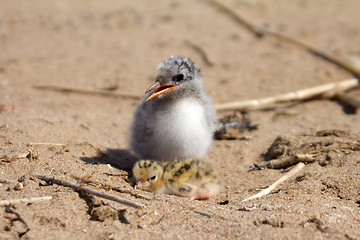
[135,181,151,190]
[145,81,176,102]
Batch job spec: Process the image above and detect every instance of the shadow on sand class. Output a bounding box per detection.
[80,148,139,174]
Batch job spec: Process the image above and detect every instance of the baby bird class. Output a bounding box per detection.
[130,56,217,161]
[132,159,222,200]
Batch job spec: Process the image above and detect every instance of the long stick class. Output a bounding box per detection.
[215,78,359,111]
[262,154,316,169]
[36,175,143,209]
[242,162,305,201]
[207,0,360,78]
[267,31,360,78]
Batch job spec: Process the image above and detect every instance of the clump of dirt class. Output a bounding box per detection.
[259,129,360,169]
[80,193,122,222]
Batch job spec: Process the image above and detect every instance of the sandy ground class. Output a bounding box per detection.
[1,0,360,239]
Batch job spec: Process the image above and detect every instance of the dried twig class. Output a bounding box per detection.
[243,162,305,201]
[207,0,360,78]
[215,78,359,111]
[0,196,52,207]
[131,212,148,230]
[238,205,257,212]
[261,154,316,169]
[33,85,140,100]
[152,214,166,225]
[71,174,154,200]
[1,153,25,163]
[334,93,360,108]
[0,150,37,162]
[238,204,272,211]
[192,208,214,218]
[27,142,65,146]
[36,175,143,209]
[5,206,30,237]
[184,40,214,67]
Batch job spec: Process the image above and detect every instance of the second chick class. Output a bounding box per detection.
[133,159,222,200]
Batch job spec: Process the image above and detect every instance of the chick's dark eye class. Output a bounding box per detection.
[172,74,184,82]
[149,174,156,181]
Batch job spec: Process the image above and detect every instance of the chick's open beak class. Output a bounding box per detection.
[145,81,176,102]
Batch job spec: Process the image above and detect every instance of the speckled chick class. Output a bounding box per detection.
[130,56,217,161]
[132,159,222,200]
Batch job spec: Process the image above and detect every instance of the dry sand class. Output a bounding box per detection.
[0,0,359,239]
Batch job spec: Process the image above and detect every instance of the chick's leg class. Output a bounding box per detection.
[189,189,214,200]
[166,181,198,197]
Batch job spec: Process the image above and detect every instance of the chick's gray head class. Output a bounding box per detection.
[145,56,203,101]
[156,56,202,85]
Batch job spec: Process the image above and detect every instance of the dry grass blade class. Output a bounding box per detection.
[131,212,148,230]
[0,196,53,206]
[27,142,65,146]
[36,175,143,209]
[243,162,305,202]
[184,40,214,67]
[71,174,154,200]
[215,78,359,111]
[33,85,140,99]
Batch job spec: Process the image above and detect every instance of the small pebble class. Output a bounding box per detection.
[18,175,26,182]
[219,200,229,205]
[14,182,23,190]
[137,223,146,229]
